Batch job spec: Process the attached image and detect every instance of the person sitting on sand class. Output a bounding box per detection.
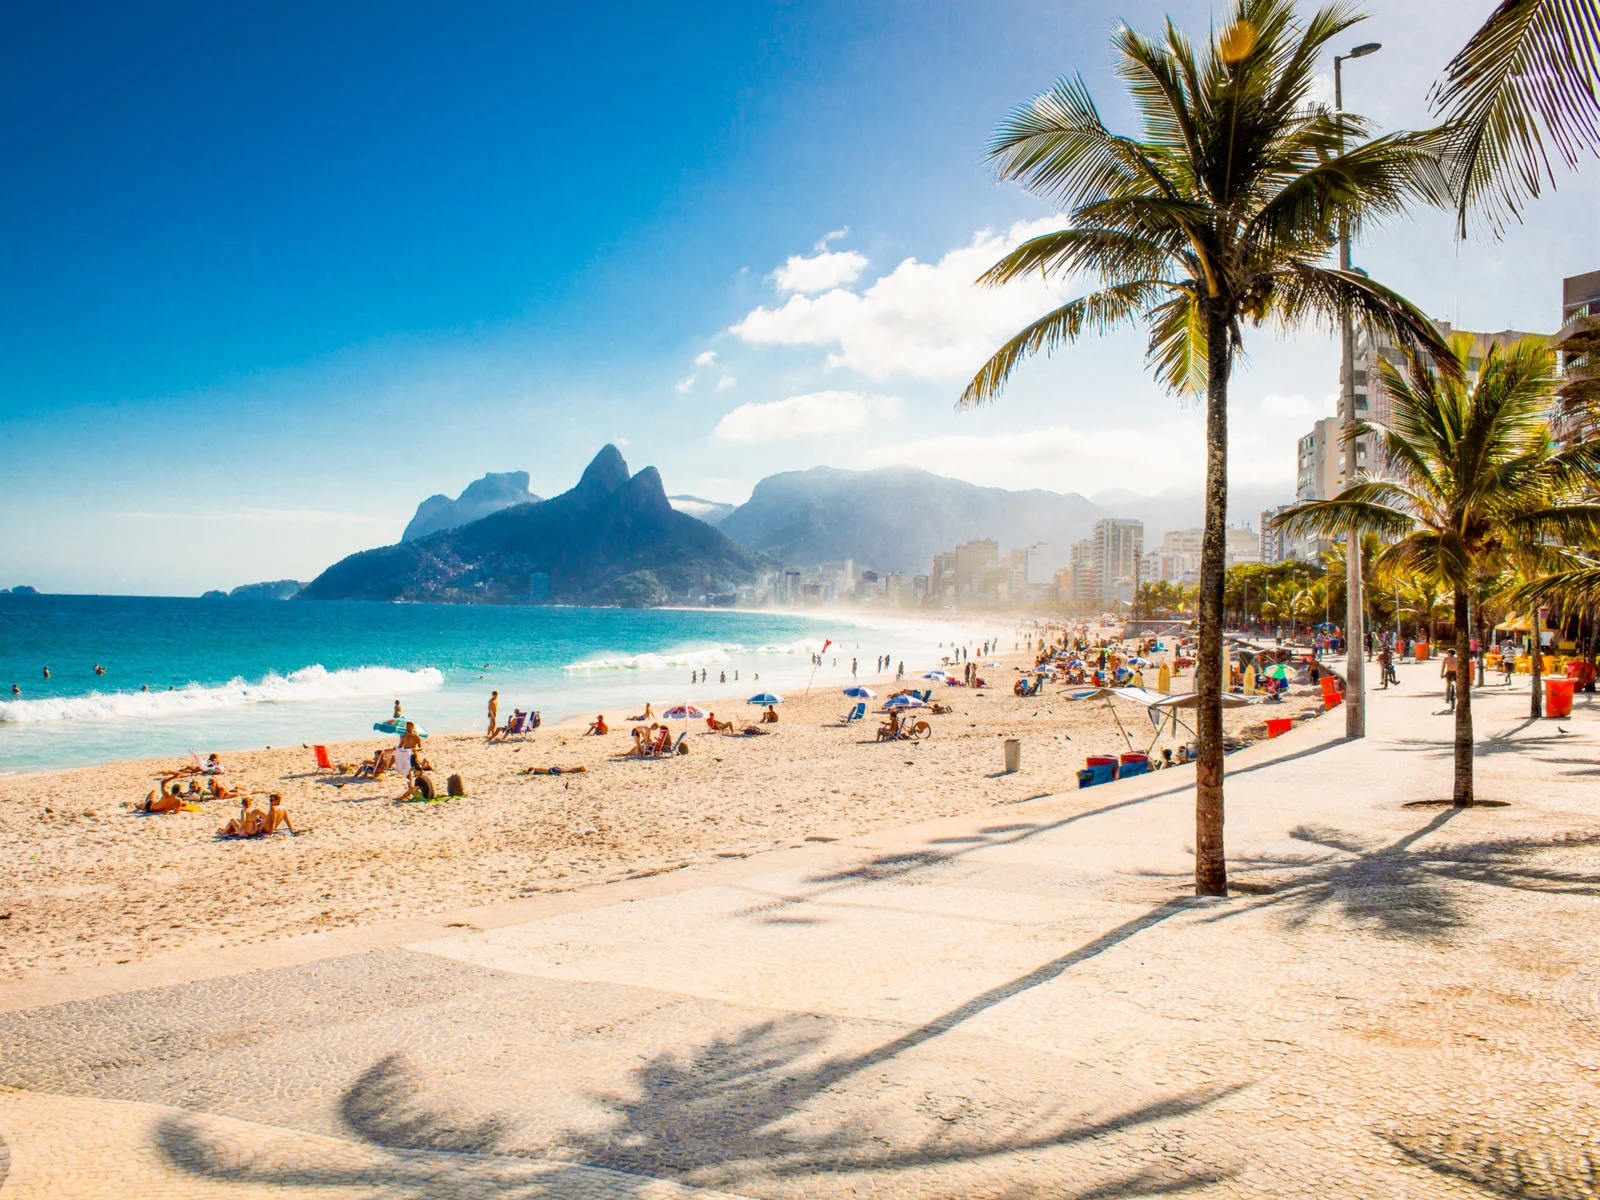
[220,793,297,838]
[586,714,609,735]
[203,753,225,775]
[624,702,653,722]
[761,705,779,724]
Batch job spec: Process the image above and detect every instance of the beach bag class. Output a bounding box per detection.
[530,711,541,730]
[447,772,466,797]
[413,773,436,800]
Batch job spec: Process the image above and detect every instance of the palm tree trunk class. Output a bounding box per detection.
[1194,312,1230,897]
[1529,607,1543,718]
[1453,589,1474,806]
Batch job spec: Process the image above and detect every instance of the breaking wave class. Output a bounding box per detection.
[563,639,820,674]
[0,665,444,724]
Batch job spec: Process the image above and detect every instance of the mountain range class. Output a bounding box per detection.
[301,446,768,604]
[717,466,1103,576]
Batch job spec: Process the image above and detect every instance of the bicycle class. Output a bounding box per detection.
[1444,676,1457,711]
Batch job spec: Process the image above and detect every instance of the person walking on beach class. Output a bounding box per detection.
[851,658,857,679]
[1440,649,1459,711]
[487,690,499,737]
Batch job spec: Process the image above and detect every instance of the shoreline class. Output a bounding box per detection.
[0,630,1329,982]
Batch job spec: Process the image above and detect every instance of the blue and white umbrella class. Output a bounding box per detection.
[842,685,876,699]
[883,694,926,709]
[747,692,784,705]
[921,670,947,680]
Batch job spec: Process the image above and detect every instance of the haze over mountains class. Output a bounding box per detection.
[402,471,541,542]
[293,452,1282,605]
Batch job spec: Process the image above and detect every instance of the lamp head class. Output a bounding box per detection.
[1349,42,1382,58]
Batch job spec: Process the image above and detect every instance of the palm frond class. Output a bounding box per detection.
[958,282,1165,408]
[1431,0,1600,235]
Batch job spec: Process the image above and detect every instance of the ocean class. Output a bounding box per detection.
[0,595,997,773]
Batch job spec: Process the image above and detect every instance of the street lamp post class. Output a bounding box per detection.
[1335,40,1381,738]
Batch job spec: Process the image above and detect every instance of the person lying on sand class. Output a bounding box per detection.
[207,778,240,799]
[520,765,588,775]
[218,793,297,837]
[203,754,225,774]
[136,786,186,814]
[585,715,609,735]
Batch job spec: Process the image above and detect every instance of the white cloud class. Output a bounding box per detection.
[732,218,1072,381]
[677,349,732,393]
[770,247,870,293]
[713,391,902,443]
[1260,392,1334,419]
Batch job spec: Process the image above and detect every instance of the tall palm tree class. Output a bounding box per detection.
[958,0,1453,895]
[1397,576,1452,647]
[1431,0,1600,235]
[1277,333,1600,805]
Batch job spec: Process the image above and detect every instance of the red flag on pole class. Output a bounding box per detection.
[821,639,833,653]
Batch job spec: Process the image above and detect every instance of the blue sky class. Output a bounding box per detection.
[2,0,1595,594]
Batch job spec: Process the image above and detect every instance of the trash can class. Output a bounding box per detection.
[1265,717,1293,738]
[1545,677,1575,719]
[1415,642,1430,661]
[1003,738,1021,774]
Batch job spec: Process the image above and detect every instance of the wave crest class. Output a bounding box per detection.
[0,665,444,724]
[563,638,819,673]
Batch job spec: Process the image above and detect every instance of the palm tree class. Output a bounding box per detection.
[1431,0,1600,235]
[958,0,1453,895]
[1397,576,1452,647]
[1277,333,1600,805]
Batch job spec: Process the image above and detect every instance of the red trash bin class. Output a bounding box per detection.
[1545,677,1575,719]
[1265,718,1293,738]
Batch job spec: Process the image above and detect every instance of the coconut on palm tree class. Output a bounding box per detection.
[1276,333,1600,805]
[958,0,1454,895]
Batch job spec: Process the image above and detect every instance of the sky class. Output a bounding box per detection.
[2,0,1596,595]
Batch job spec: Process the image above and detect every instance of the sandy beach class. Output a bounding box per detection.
[0,644,1322,981]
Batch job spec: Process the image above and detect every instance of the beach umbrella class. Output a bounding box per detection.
[747,692,784,705]
[842,685,876,699]
[984,660,1002,667]
[921,670,947,680]
[883,694,925,709]
[662,704,707,720]
[1263,663,1294,681]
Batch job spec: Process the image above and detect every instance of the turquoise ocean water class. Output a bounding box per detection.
[0,595,988,773]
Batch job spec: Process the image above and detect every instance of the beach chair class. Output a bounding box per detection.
[313,744,334,771]
[651,727,673,756]
[394,748,413,777]
[841,702,866,724]
[502,712,528,737]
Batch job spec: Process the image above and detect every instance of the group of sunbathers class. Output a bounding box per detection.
[624,723,681,757]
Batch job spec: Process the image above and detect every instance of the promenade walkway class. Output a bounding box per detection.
[2,658,1596,1199]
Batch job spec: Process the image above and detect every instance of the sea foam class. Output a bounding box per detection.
[0,664,444,724]
[562,638,820,673]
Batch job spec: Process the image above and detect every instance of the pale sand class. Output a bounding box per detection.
[0,648,1321,980]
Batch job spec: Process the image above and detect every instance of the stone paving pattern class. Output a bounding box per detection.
[1,660,1597,1198]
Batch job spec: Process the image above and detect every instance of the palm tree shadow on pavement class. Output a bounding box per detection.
[155,903,1241,1198]
[1184,809,1600,941]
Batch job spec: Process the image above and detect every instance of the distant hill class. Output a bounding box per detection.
[668,494,735,526]
[301,446,769,605]
[717,466,1102,575]
[402,471,540,542]
[201,579,305,601]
